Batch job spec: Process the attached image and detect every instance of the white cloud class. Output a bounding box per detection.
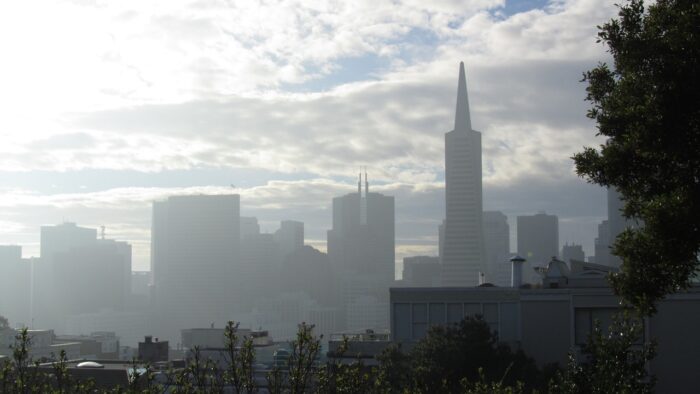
[0,0,619,267]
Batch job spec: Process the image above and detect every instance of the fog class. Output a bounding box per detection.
[1,0,621,348]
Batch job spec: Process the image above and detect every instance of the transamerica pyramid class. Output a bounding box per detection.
[440,62,485,286]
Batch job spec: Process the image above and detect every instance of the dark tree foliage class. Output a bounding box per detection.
[408,316,544,393]
[287,322,323,394]
[550,312,656,394]
[373,343,411,393]
[573,0,700,314]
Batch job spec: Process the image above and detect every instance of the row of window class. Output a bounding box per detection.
[392,302,518,341]
[394,303,641,346]
[574,307,645,345]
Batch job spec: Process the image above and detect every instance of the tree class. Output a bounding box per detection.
[551,312,656,393]
[373,343,411,393]
[288,322,322,394]
[0,315,8,329]
[573,0,700,314]
[408,316,543,393]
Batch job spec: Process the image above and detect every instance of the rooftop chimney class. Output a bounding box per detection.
[510,255,526,288]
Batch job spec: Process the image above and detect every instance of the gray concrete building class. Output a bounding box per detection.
[0,245,30,327]
[53,239,132,321]
[441,62,485,287]
[401,256,440,287]
[138,335,168,363]
[29,223,131,332]
[390,261,700,393]
[561,243,585,264]
[327,172,394,331]
[33,223,98,329]
[483,211,510,286]
[593,219,611,265]
[274,220,304,259]
[151,195,240,343]
[517,212,558,283]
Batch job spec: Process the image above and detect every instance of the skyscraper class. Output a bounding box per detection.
[33,223,99,328]
[31,223,132,331]
[327,172,394,330]
[440,62,485,286]
[483,211,510,286]
[151,195,240,342]
[327,173,394,280]
[593,188,636,267]
[517,212,559,283]
[594,219,611,265]
[0,245,29,327]
[561,243,585,263]
[606,188,636,267]
[274,220,304,259]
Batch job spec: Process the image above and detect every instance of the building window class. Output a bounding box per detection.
[429,303,446,326]
[464,303,481,317]
[447,303,463,324]
[499,302,518,341]
[483,303,499,334]
[393,303,410,341]
[574,308,643,345]
[412,303,428,340]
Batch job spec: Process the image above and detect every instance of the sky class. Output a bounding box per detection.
[0,0,618,272]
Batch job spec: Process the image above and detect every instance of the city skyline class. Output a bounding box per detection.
[0,0,618,270]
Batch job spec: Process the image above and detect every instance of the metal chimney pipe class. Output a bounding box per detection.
[510,255,526,288]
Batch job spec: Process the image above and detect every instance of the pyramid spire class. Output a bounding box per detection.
[454,61,472,132]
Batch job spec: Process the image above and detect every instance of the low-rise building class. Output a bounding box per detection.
[54,332,120,360]
[390,258,700,393]
[138,336,168,363]
[0,328,81,361]
[327,329,391,366]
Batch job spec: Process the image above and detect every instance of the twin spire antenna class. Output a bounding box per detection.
[357,167,369,196]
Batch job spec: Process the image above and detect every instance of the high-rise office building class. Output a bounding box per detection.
[606,188,638,267]
[239,232,282,310]
[561,243,585,263]
[594,219,611,265]
[0,245,30,327]
[402,256,441,287]
[440,62,485,286]
[151,195,240,342]
[483,211,510,286]
[33,223,99,328]
[517,212,559,283]
[240,216,260,240]
[327,172,394,330]
[31,223,132,331]
[327,173,394,280]
[274,220,304,258]
[593,189,637,267]
[53,239,132,319]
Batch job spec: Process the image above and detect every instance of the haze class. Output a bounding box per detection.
[0,0,616,271]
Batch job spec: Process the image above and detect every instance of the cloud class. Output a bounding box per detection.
[0,0,619,269]
[0,0,616,184]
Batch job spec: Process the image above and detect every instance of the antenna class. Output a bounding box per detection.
[364,166,368,194]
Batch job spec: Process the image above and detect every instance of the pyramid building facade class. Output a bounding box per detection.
[440,62,485,286]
